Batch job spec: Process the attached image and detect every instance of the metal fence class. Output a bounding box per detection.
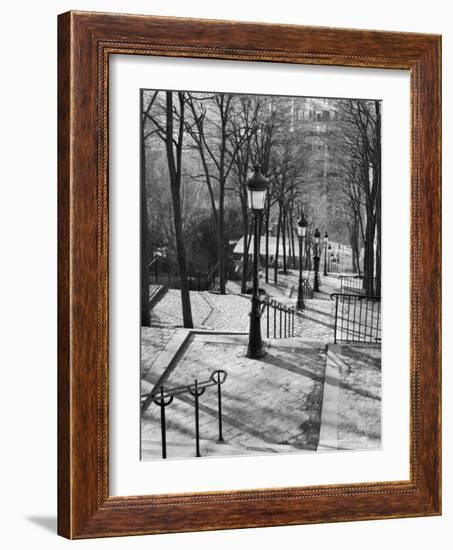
[339,275,381,297]
[205,262,220,291]
[261,297,296,339]
[149,255,217,291]
[329,258,340,273]
[331,293,381,344]
[301,277,314,300]
[141,370,227,459]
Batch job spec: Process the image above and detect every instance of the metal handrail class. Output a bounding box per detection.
[330,292,381,299]
[142,369,227,459]
[206,262,220,290]
[261,296,296,339]
[338,275,381,297]
[302,277,314,299]
[331,293,381,344]
[149,254,212,291]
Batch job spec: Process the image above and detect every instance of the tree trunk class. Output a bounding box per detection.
[375,100,382,296]
[363,206,375,292]
[274,206,282,284]
[289,209,296,269]
[350,217,362,276]
[281,206,287,274]
[240,199,249,294]
[351,235,357,274]
[140,94,151,327]
[165,92,193,328]
[217,97,229,295]
[218,184,226,294]
[265,198,270,283]
[375,204,381,296]
[304,235,311,270]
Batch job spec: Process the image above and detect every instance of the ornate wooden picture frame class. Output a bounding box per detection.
[58,11,441,539]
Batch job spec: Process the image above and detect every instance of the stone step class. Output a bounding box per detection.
[141,436,313,460]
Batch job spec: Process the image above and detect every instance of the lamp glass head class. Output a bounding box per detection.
[297,214,307,238]
[246,165,268,211]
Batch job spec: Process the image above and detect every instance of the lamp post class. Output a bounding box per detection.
[328,243,332,272]
[323,232,329,276]
[296,213,308,310]
[313,228,321,292]
[245,165,268,359]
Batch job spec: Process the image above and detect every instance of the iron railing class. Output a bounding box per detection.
[302,277,314,300]
[339,275,381,297]
[329,258,340,273]
[331,293,381,344]
[206,262,220,291]
[261,297,296,339]
[149,255,219,291]
[141,370,227,459]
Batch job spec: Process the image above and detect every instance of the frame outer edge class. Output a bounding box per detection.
[57,11,73,539]
[57,10,442,538]
[421,35,442,513]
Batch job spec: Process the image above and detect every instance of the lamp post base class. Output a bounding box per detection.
[313,276,320,293]
[296,283,305,309]
[313,254,321,292]
[246,310,265,359]
[246,347,266,359]
[297,237,305,310]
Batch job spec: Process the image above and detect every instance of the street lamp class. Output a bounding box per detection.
[323,232,329,276]
[245,164,268,358]
[313,228,321,292]
[296,213,308,310]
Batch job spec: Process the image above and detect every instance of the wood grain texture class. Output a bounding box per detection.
[57,10,441,539]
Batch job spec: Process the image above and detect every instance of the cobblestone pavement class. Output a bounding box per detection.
[227,269,342,301]
[151,289,213,328]
[233,271,340,343]
[141,333,326,459]
[337,345,381,450]
[150,273,341,343]
[151,288,254,331]
[197,292,251,331]
[141,326,176,378]
[297,300,334,342]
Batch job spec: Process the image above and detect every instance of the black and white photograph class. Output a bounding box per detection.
[140,89,382,460]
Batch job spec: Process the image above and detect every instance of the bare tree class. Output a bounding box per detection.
[333,99,381,289]
[270,129,306,282]
[143,91,193,328]
[185,93,250,294]
[140,91,159,326]
[250,98,281,283]
[227,96,260,293]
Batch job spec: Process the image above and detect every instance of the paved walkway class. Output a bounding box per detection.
[150,272,341,342]
[151,289,214,328]
[141,326,176,378]
[256,272,340,343]
[141,333,326,459]
[141,273,381,460]
[336,345,381,449]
